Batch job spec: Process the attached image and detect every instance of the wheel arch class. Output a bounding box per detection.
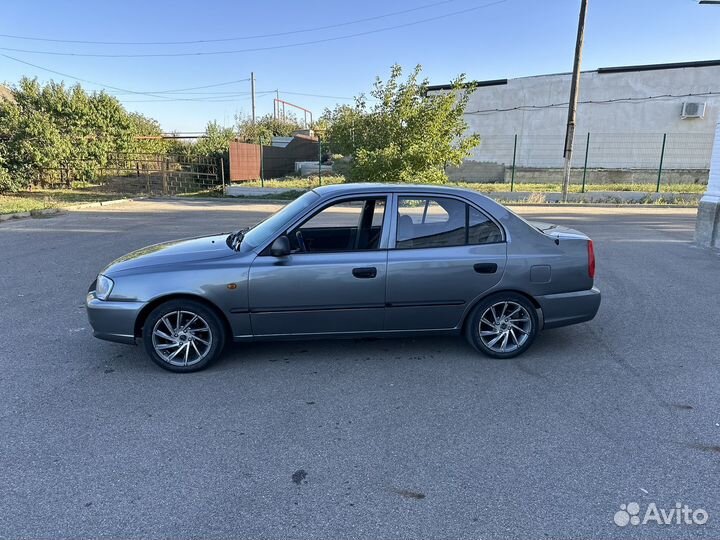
[461,289,543,332]
[134,293,233,339]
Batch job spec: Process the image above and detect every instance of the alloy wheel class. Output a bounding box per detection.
[478,301,532,354]
[151,310,213,367]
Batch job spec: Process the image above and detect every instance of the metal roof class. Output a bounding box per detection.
[427,59,720,91]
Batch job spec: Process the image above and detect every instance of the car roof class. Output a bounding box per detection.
[312,183,483,198]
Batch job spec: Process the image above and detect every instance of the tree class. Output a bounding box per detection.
[0,77,166,191]
[235,113,303,145]
[323,64,479,183]
[192,121,235,159]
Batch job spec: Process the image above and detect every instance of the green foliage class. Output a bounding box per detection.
[0,162,16,192]
[162,121,235,178]
[0,78,167,192]
[192,121,235,159]
[235,113,303,144]
[323,64,480,183]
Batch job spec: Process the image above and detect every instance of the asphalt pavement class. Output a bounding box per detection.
[1,199,718,539]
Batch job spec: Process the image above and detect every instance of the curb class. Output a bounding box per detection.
[65,197,141,210]
[221,188,701,207]
[205,197,298,205]
[147,196,297,205]
[503,202,699,209]
[0,195,699,223]
[0,197,139,223]
[0,207,62,221]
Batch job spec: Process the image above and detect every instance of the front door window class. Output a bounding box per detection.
[289,198,386,253]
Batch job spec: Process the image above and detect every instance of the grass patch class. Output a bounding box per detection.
[0,189,125,215]
[238,175,345,190]
[447,181,706,194]
[231,175,706,194]
[0,195,56,215]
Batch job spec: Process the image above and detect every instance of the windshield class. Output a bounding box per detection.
[239,190,321,250]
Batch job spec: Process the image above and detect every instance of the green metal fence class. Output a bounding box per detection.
[446,131,714,192]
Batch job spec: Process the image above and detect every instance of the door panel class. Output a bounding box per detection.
[249,251,387,336]
[385,243,507,331]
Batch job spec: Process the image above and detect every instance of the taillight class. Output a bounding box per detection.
[587,239,596,279]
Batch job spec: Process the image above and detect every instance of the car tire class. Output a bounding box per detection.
[142,299,226,373]
[465,293,539,359]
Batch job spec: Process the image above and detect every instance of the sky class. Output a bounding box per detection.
[2,0,719,133]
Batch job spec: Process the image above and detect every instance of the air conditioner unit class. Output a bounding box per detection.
[681,102,706,119]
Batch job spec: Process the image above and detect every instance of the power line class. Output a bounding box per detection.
[466,91,720,114]
[0,53,255,101]
[0,0,464,45]
[133,79,250,93]
[113,91,252,96]
[0,54,358,106]
[119,92,276,103]
[0,0,508,58]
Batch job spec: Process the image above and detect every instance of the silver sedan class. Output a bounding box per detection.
[86,184,600,372]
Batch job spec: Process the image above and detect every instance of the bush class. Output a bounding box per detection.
[235,113,304,145]
[0,78,168,190]
[0,165,20,193]
[323,64,479,184]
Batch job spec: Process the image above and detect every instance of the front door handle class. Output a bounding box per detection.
[352,267,377,279]
[473,263,498,274]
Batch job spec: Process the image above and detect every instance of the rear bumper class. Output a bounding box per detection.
[86,292,145,345]
[536,286,601,330]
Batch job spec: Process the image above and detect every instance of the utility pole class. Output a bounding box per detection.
[561,0,589,202]
[250,72,256,124]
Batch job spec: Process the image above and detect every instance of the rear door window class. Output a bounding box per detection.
[396,196,502,249]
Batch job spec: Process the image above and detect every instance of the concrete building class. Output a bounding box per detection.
[429,59,720,183]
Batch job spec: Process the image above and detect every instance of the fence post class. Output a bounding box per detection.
[581,132,590,193]
[162,158,168,195]
[318,136,322,186]
[510,134,517,192]
[656,133,667,193]
[219,157,225,195]
[259,140,264,188]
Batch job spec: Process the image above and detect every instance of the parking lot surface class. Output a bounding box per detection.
[1,199,719,539]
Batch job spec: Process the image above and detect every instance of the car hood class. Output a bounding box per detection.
[527,220,589,240]
[103,233,235,274]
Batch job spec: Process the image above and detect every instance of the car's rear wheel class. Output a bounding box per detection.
[466,293,538,359]
[142,300,225,372]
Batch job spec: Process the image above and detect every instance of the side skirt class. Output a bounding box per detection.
[232,328,462,343]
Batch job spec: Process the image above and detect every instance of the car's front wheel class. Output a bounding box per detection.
[466,293,538,359]
[142,299,226,372]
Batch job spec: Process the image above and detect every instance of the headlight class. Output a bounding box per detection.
[95,274,114,300]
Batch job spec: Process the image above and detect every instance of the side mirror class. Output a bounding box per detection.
[270,235,291,257]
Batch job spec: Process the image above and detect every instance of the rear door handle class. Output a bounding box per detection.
[352,267,377,279]
[473,263,498,274]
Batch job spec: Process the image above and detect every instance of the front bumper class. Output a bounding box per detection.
[86,292,146,345]
[536,286,601,330]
